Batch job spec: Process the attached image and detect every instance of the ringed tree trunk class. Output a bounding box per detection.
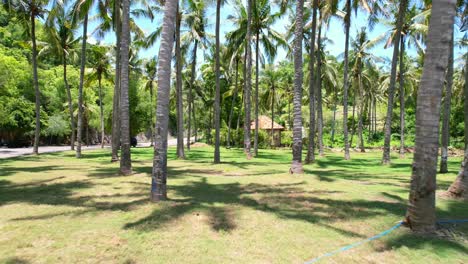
[63,55,75,151]
[291,0,304,174]
[357,69,365,152]
[342,0,351,160]
[439,29,454,173]
[187,40,198,150]
[31,9,41,155]
[399,36,406,158]
[213,0,221,163]
[227,58,239,149]
[405,0,456,233]
[149,80,154,147]
[254,31,260,156]
[99,76,105,148]
[76,13,88,158]
[244,0,252,159]
[382,0,408,165]
[111,0,122,162]
[316,20,324,156]
[270,83,275,148]
[305,0,318,164]
[151,0,177,202]
[175,6,185,159]
[119,0,132,175]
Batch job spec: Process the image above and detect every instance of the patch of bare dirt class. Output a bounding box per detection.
[191,142,209,148]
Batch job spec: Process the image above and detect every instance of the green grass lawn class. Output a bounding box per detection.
[0,146,467,264]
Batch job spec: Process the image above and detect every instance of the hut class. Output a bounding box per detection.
[250,115,285,147]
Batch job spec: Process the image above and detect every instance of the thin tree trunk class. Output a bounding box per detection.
[31,10,40,155]
[271,83,275,148]
[187,40,198,150]
[99,77,105,148]
[440,29,454,173]
[350,97,356,147]
[342,0,351,160]
[63,54,75,151]
[382,0,407,165]
[316,20,324,157]
[331,103,337,146]
[149,81,154,147]
[254,31,260,156]
[305,0,318,164]
[373,98,377,136]
[76,14,88,158]
[119,0,132,174]
[111,0,121,162]
[291,0,304,174]
[357,72,365,152]
[214,0,221,163]
[193,102,197,142]
[244,0,252,159]
[399,37,406,158]
[151,0,177,202]
[405,0,455,233]
[227,58,239,148]
[175,6,185,159]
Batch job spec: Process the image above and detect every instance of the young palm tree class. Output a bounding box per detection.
[151,0,178,201]
[175,2,185,159]
[291,0,304,174]
[244,0,252,159]
[142,57,157,146]
[405,0,456,233]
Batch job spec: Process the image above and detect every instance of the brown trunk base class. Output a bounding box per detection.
[151,193,167,202]
[290,160,304,174]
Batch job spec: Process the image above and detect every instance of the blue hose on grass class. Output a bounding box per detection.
[303,219,468,264]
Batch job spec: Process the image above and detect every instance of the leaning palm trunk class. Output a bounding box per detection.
[119,0,132,174]
[175,6,185,159]
[63,54,76,150]
[213,0,221,163]
[357,72,365,152]
[305,0,318,164]
[227,58,239,148]
[151,0,177,202]
[76,14,88,158]
[342,0,351,160]
[254,32,260,156]
[405,0,455,233]
[382,0,408,165]
[99,77,105,148]
[31,10,40,155]
[291,0,304,174]
[316,20,324,157]
[399,37,406,158]
[439,29,454,173]
[111,0,121,162]
[187,40,198,150]
[244,0,252,159]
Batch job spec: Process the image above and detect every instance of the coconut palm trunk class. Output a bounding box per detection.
[213,0,221,163]
[111,0,121,162]
[439,29,454,173]
[342,0,351,160]
[187,40,198,150]
[119,0,131,175]
[405,0,455,233]
[399,37,406,158]
[270,82,275,148]
[291,0,304,174]
[316,20,324,157]
[31,8,41,155]
[151,0,177,202]
[63,54,76,151]
[254,31,260,156]
[244,0,252,159]
[149,81,154,147]
[227,58,239,148]
[76,13,88,158]
[305,0,318,164]
[99,76,105,148]
[176,5,185,159]
[382,0,407,165]
[357,71,365,152]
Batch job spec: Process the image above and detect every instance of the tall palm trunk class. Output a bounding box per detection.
[76,14,88,158]
[254,31,260,156]
[31,9,40,155]
[176,6,185,159]
[187,40,198,150]
[291,0,304,174]
[213,0,221,163]
[445,55,468,198]
[399,37,406,158]
[111,0,121,162]
[244,0,252,159]
[331,103,337,146]
[342,0,351,160]
[119,0,131,175]
[63,54,75,150]
[305,0,318,164]
[99,76,105,148]
[382,0,407,165]
[405,0,455,233]
[149,81,154,147]
[350,97,356,146]
[316,20,324,157]
[227,58,239,148]
[151,0,177,202]
[357,71,365,152]
[439,29,454,173]
[270,83,275,148]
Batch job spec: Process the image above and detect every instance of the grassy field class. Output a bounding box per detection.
[0,146,467,264]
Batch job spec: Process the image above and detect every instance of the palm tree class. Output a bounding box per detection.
[3,0,49,154]
[151,0,178,202]
[382,0,408,165]
[175,2,185,159]
[42,4,79,151]
[260,65,280,148]
[291,0,304,174]
[119,0,131,174]
[111,0,122,162]
[213,0,224,163]
[244,0,252,159]
[405,0,456,233]
[142,57,157,146]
